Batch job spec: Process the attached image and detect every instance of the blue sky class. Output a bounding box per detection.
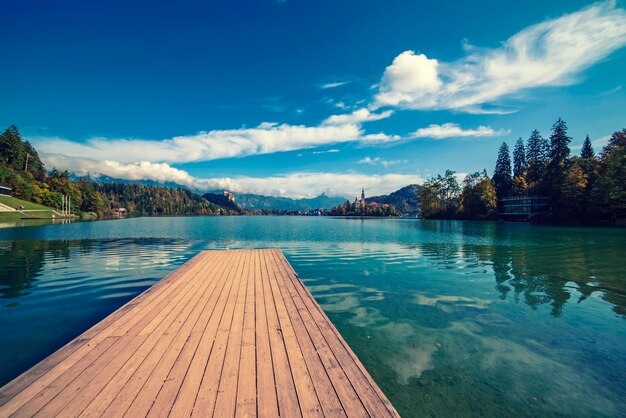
[2,0,625,197]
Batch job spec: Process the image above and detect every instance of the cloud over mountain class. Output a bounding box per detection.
[43,154,423,198]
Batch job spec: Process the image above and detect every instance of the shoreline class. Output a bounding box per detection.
[1,213,624,230]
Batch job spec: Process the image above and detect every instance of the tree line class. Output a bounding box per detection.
[0,125,234,218]
[420,118,626,222]
[329,200,400,216]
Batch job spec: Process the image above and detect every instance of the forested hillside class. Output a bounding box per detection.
[0,125,230,218]
[365,184,421,214]
[233,192,346,211]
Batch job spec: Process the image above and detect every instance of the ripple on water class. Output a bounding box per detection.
[0,218,625,418]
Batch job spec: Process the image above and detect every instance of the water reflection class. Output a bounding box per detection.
[0,238,197,386]
[0,240,84,299]
[413,221,626,318]
[0,218,624,417]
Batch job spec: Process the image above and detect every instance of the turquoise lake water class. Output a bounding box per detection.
[0,216,625,417]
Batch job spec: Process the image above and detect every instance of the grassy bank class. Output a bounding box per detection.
[0,195,60,219]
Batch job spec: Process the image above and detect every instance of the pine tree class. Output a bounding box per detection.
[513,137,527,178]
[493,142,512,206]
[545,118,572,207]
[580,135,595,159]
[23,140,46,180]
[548,118,571,164]
[593,129,626,218]
[0,125,26,169]
[525,129,548,190]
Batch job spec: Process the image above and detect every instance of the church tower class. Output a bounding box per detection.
[361,188,365,201]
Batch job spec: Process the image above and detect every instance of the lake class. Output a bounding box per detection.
[0,217,625,417]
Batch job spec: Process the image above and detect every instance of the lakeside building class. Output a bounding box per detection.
[499,196,552,221]
[111,207,127,218]
[0,186,12,196]
[353,188,391,209]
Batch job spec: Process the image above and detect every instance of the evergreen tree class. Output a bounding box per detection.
[23,140,46,180]
[601,129,626,156]
[0,125,26,169]
[580,135,595,159]
[525,129,548,190]
[460,171,497,219]
[493,142,512,206]
[593,129,626,218]
[577,139,599,216]
[545,118,571,206]
[513,137,527,178]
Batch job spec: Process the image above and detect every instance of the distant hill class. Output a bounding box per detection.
[202,193,242,212]
[83,177,346,211]
[365,184,421,214]
[233,192,346,211]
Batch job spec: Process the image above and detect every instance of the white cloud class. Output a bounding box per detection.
[374,2,626,111]
[43,155,199,187]
[321,81,351,89]
[360,133,402,142]
[32,118,398,164]
[40,123,356,163]
[357,156,408,168]
[410,123,509,139]
[322,108,393,125]
[312,149,340,154]
[358,156,381,165]
[42,154,423,198]
[375,51,442,108]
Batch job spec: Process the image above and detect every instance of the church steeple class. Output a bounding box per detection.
[361,188,365,200]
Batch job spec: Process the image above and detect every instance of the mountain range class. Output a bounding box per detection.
[230,192,346,211]
[76,175,420,213]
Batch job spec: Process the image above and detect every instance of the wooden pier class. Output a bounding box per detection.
[0,249,399,417]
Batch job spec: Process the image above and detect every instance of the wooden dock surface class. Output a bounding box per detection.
[0,249,399,417]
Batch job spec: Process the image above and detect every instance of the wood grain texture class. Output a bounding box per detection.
[0,249,399,418]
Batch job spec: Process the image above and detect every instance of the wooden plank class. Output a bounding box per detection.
[164,250,243,417]
[212,249,251,416]
[259,250,303,418]
[0,251,205,406]
[138,253,242,417]
[235,249,258,417]
[265,249,329,417]
[267,249,354,418]
[140,250,235,418]
[0,252,208,411]
[24,252,220,417]
[275,250,399,418]
[3,253,213,417]
[190,249,248,417]
[0,249,399,418]
[80,250,233,417]
[253,249,280,418]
